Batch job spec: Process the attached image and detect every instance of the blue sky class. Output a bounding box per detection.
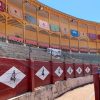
[38,0,100,23]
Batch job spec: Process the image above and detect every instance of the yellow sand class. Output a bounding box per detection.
[55,84,95,100]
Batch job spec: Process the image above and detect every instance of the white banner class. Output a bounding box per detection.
[47,48,61,57]
[39,20,50,30]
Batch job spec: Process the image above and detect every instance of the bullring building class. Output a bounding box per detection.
[0,0,100,63]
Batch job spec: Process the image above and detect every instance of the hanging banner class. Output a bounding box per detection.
[50,24,60,32]
[88,33,97,40]
[61,27,68,34]
[79,32,88,40]
[0,1,5,12]
[8,5,23,19]
[47,48,62,57]
[25,14,37,24]
[71,30,79,37]
[39,20,50,30]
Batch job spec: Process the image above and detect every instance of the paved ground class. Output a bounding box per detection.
[55,84,95,100]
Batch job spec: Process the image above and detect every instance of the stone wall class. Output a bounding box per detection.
[9,75,93,100]
[0,41,62,61]
[0,41,55,61]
